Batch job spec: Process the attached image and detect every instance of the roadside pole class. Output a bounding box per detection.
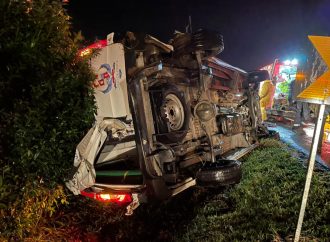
[294,104,326,242]
[293,35,330,242]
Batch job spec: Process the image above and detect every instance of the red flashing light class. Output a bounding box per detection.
[79,48,92,57]
[80,190,132,204]
[78,39,107,57]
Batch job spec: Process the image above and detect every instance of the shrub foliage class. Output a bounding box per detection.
[0,0,95,238]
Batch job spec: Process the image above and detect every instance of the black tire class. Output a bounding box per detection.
[258,129,280,140]
[196,160,242,187]
[192,28,224,56]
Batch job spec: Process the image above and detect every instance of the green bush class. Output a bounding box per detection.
[0,0,95,238]
[277,81,290,95]
[259,138,285,148]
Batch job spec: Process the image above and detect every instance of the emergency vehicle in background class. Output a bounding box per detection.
[259,58,330,163]
[259,59,299,122]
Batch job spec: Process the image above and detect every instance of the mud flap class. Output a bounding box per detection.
[125,194,140,216]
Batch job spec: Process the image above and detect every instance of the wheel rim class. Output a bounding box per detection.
[162,93,185,131]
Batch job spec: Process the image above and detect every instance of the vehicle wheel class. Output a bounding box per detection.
[192,28,224,56]
[196,160,242,187]
[158,87,189,143]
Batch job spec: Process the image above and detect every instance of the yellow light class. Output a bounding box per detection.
[296,72,305,81]
[80,48,92,57]
[116,195,125,202]
[100,194,111,200]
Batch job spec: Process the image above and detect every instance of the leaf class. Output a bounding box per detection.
[0,203,7,209]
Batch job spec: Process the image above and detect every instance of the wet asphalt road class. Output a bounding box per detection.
[268,123,330,169]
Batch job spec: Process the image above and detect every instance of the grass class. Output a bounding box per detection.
[17,139,330,241]
[177,139,330,241]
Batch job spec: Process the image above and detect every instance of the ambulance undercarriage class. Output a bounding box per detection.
[66,29,270,214]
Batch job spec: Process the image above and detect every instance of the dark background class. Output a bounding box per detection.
[67,0,330,70]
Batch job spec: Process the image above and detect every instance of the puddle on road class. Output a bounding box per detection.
[268,124,330,169]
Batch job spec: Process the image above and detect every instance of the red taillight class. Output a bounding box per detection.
[80,191,132,204]
[78,39,107,57]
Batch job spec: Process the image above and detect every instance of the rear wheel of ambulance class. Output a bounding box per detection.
[196,160,242,187]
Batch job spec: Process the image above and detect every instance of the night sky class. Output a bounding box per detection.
[67,0,330,70]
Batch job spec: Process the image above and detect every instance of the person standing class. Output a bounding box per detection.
[259,79,276,121]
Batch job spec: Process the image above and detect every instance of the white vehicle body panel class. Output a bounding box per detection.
[92,43,130,119]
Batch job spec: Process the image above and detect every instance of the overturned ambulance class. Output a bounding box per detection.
[66,29,270,214]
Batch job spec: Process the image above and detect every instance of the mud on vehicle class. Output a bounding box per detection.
[66,29,270,215]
